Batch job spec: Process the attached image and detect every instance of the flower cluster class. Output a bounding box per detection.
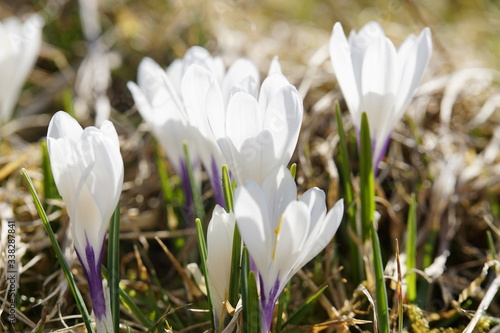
[40,17,432,333]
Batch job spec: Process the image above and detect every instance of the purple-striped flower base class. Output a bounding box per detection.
[355,127,392,175]
[75,234,108,324]
[259,275,281,333]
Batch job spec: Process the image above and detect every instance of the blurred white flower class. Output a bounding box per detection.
[0,14,43,124]
[233,166,344,332]
[47,111,123,333]
[206,205,236,329]
[207,62,303,185]
[128,46,260,207]
[330,21,432,170]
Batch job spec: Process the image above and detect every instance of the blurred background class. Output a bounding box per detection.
[1,0,499,127]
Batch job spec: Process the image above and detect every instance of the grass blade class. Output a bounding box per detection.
[101,266,154,329]
[275,283,291,333]
[371,224,390,333]
[335,102,362,284]
[281,285,328,329]
[406,194,417,303]
[241,247,260,333]
[21,168,95,333]
[108,203,121,332]
[359,112,375,241]
[155,140,174,203]
[359,113,389,332]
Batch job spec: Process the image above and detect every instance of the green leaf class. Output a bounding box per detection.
[371,224,390,333]
[281,285,328,329]
[224,165,242,311]
[222,165,234,212]
[40,140,59,201]
[21,168,95,333]
[289,163,297,180]
[183,142,205,223]
[108,203,121,332]
[275,282,291,333]
[406,194,417,303]
[359,112,375,241]
[155,140,174,203]
[101,266,154,329]
[335,103,362,284]
[241,247,260,333]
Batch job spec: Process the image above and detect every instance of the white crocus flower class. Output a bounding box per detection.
[128,46,259,207]
[329,21,432,171]
[0,14,43,124]
[207,64,303,186]
[206,205,236,330]
[47,111,123,333]
[234,166,344,332]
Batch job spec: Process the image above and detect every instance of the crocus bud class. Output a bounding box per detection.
[47,111,123,332]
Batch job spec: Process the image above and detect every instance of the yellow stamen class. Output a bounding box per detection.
[272,215,284,260]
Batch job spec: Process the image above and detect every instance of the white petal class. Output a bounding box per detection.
[234,181,273,278]
[0,14,43,123]
[268,56,282,75]
[258,73,290,114]
[272,201,310,285]
[297,199,344,271]
[165,58,183,93]
[222,58,259,104]
[329,22,361,118]
[206,79,226,141]
[360,36,399,137]
[225,91,261,150]
[207,205,236,318]
[261,166,297,227]
[299,187,327,228]
[262,84,303,168]
[395,27,432,117]
[47,111,84,143]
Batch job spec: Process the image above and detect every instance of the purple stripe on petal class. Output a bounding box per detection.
[179,158,195,225]
[180,158,194,209]
[372,133,392,174]
[260,274,281,333]
[354,126,391,175]
[75,233,107,321]
[210,156,225,208]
